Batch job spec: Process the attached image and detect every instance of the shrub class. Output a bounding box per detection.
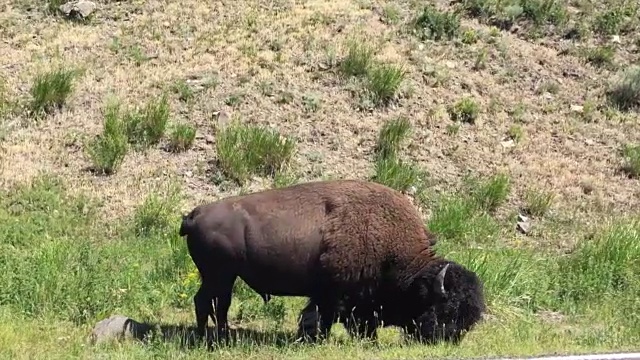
[607,66,640,111]
[413,5,461,41]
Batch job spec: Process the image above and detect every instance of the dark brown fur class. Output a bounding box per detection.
[179,179,484,345]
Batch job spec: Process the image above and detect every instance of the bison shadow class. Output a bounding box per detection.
[133,322,296,349]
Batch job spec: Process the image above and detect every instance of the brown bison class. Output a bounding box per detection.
[178,179,485,345]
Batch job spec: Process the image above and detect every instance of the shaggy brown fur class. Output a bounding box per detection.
[179,179,484,346]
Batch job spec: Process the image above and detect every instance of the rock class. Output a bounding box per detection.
[570,104,584,113]
[516,221,531,234]
[611,35,621,44]
[59,0,96,20]
[501,139,515,149]
[213,110,230,129]
[516,214,532,234]
[89,315,152,345]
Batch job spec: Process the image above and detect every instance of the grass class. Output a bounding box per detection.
[607,66,640,111]
[2,0,640,358]
[2,174,637,358]
[413,5,461,41]
[621,144,640,178]
[123,94,171,149]
[371,116,427,195]
[375,116,412,160]
[364,63,406,107]
[522,188,555,217]
[29,68,77,118]
[214,121,297,185]
[340,40,375,77]
[85,101,130,175]
[0,176,640,358]
[168,123,196,153]
[339,40,405,107]
[448,97,480,124]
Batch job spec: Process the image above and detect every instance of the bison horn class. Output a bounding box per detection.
[435,263,450,297]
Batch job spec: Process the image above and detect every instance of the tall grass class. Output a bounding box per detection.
[1,175,639,358]
[215,122,297,185]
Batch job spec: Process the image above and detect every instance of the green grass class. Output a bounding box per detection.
[372,156,427,195]
[364,63,406,107]
[168,123,197,153]
[29,68,77,118]
[375,116,412,161]
[522,188,555,217]
[413,5,461,41]
[123,94,171,149]
[459,0,568,31]
[339,40,375,77]
[448,97,480,124]
[466,172,511,212]
[1,174,638,358]
[215,121,297,185]
[85,101,130,175]
[621,143,640,178]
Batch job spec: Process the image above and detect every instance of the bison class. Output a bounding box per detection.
[178,179,485,345]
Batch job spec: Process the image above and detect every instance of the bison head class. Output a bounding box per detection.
[405,260,485,344]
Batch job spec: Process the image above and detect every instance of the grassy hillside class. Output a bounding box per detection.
[1,0,639,358]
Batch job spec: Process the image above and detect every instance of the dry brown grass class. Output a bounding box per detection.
[1,0,639,245]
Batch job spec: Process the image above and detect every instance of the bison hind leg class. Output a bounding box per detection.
[194,274,237,348]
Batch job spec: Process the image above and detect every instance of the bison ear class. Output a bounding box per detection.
[434,263,450,297]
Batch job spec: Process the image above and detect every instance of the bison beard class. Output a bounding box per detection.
[178,179,485,346]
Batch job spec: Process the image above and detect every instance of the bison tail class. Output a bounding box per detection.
[179,211,196,237]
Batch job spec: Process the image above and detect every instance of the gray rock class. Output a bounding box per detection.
[213,110,230,130]
[59,1,96,20]
[516,221,530,234]
[89,315,152,345]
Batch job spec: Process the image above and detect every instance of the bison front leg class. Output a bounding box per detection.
[341,305,379,341]
[295,298,338,343]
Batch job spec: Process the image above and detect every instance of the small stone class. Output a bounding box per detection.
[516,221,531,234]
[204,135,215,144]
[213,110,230,129]
[445,61,456,69]
[184,170,193,178]
[517,214,529,223]
[89,315,152,345]
[501,139,515,149]
[611,35,621,44]
[59,0,96,19]
[570,104,584,113]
